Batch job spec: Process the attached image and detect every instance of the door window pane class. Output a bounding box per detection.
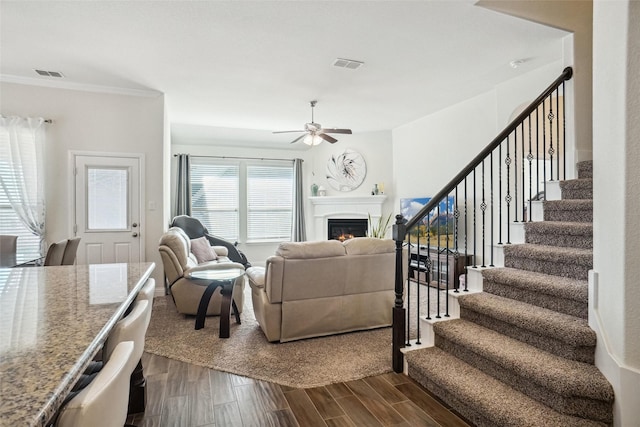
[87,167,128,230]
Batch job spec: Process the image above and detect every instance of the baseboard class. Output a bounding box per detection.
[588,270,640,426]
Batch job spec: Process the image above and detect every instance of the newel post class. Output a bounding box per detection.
[392,214,406,373]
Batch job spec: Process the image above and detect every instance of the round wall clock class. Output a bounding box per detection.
[326,149,367,192]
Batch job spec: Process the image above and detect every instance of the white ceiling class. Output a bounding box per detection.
[0,1,567,147]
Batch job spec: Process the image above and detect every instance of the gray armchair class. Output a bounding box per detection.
[170,215,251,268]
[158,227,245,316]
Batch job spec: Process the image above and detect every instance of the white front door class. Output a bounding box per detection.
[73,154,143,265]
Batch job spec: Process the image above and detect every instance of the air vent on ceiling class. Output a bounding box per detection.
[35,69,64,78]
[333,58,364,70]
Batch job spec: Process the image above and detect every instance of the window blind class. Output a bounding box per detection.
[190,160,239,242]
[247,164,293,242]
[0,127,41,263]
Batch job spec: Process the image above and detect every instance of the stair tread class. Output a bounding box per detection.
[503,243,592,265]
[482,267,587,302]
[433,319,613,401]
[524,221,592,235]
[457,292,595,347]
[543,199,593,210]
[406,347,607,427]
[560,178,593,189]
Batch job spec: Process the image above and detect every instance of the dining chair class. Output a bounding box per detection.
[62,237,81,265]
[44,239,68,266]
[0,235,18,267]
[135,278,156,303]
[55,341,136,427]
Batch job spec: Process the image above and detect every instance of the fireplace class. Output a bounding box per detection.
[327,218,368,241]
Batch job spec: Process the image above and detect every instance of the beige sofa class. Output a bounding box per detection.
[159,227,245,316]
[246,237,398,342]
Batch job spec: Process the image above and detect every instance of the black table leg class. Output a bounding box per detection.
[195,282,220,330]
[219,283,232,338]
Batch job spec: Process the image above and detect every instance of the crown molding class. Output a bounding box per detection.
[0,74,162,98]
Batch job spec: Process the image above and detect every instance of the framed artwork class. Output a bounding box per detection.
[400,196,456,246]
[326,149,366,192]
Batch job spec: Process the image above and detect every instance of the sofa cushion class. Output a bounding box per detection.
[343,237,395,255]
[190,236,218,263]
[276,240,345,259]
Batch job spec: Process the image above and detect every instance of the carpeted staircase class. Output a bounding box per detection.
[404,161,615,426]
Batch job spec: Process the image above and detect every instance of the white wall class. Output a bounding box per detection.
[172,129,393,266]
[592,1,640,425]
[0,82,166,288]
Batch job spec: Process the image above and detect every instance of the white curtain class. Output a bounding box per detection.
[0,117,47,255]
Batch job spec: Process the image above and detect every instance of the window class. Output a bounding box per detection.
[189,158,293,243]
[0,126,41,263]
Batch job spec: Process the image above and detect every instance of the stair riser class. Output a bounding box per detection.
[434,335,612,423]
[577,161,593,179]
[561,188,593,200]
[504,257,591,281]
[460,307,595,363]
[525,233,592,250]
[482,281,588,319]
[544,209,593,222]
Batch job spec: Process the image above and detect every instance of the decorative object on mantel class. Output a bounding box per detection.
[318,185,327,196]
[326,149,366,192]
[310,182,319,196]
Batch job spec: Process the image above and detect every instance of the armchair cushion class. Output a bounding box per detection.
[190,236,218,263]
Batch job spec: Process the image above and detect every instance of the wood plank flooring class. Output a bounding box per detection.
[126,352,472,427]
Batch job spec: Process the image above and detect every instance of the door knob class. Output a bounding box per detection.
[132,232,138,237]
[132,222,138,228]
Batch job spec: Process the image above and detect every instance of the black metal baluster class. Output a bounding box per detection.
[543,99,547,198]
[556,88,560,179]
[473,168,477,267]
[562,82,566,180]
[528,114,533,222]
[536,107,540,198]
[445,196,450,317]
[426,216,432,321]
[481,159,486,267]
[454,185,461,292]
[548,95,555,181]
[490,152,495,266]
[464,177,469,291]
[514,129,519,223]
[521,123,526,222]
[505,135,512,244]
[406,231,413,346]
[436,204,441,319]
[498,143,503,245]
[415,233,422,344]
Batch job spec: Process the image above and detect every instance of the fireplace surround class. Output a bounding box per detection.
[309,195,387,241]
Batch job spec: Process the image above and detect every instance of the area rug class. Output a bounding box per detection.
[145,283,446,388]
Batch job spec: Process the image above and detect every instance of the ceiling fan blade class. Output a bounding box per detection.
[318,133,338,144]
[273,130,305,134]
[321,128,352,134]
[290,134,307,144]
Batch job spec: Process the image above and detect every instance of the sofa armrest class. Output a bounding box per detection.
[246,266,265,289]
[212,246,229,257]
[185,261,245,276]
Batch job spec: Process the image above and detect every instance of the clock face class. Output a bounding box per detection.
[326,149,367,192]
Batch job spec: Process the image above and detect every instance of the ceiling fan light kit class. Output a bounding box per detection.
[274,100,352,145]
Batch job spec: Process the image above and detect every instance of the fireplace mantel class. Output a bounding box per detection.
[309,195,387,240]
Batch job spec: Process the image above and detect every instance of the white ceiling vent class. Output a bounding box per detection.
[333,58,364,70]
[35,69,64,78]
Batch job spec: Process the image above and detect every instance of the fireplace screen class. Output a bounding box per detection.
[327,218,368,241]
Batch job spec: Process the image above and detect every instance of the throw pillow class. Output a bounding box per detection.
[190,237,217,263]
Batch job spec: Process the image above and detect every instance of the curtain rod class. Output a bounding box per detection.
[0,116,52,123]
[174,154,300,162]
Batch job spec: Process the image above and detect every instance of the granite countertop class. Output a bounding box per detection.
[0,262,155,427]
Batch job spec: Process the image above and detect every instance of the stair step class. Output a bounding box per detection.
[433,319,613,422]
[503,243,592,280]
[560,179,593,199]
[577,161,593,179]
[406,347,608,427]
[524,221,592,249]
[481,267,588,318]
[457,292,596,363]
[543,200,593,222]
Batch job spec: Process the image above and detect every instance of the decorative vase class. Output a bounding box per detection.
[373,183,379,195]
[311,183,319,197]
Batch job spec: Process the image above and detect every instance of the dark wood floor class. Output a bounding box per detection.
[127,352,471,427]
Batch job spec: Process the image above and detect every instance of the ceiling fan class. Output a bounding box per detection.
[273,100,352,145]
